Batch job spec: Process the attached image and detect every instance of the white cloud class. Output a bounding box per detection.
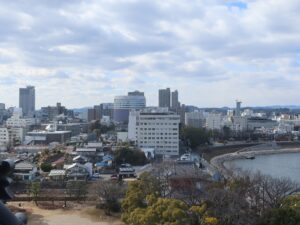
[0,0,300,108]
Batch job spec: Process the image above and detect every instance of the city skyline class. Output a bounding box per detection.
[0,1,300,108]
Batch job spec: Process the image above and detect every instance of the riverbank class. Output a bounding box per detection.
[210,145,300,178]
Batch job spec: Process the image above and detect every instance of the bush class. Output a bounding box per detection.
[40,163,52,172]
[96,200,121,213]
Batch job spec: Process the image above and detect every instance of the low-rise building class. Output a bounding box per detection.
[75,148,97,156]
[56,122,89,136]
[26,129,71,145]
[14,161,37,181]
[247,117,278,130]
[64,163,89,181]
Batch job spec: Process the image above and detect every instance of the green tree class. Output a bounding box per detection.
[28,182,41,205]
[40,163,52,172]
[222,126,231,140]
[126,195,192,225]
[122,173,162,223]
[181,127,211,149]
[114,147,147,166]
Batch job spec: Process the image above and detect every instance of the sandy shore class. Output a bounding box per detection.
[8,202,123,225]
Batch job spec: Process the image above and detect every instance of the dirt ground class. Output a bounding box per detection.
[8,202,123,225]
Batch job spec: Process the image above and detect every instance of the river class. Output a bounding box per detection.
[224,152,300,183]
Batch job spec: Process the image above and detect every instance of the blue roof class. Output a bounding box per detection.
[103,155,113,160]
[95,161,109,167]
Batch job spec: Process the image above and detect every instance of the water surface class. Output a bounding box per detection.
[224,152,300,183]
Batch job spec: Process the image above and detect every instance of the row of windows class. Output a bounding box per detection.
[140,145,178,150]
[139,128,178,131]
[141,137,178,140]
[140,117,179,120]
[140,141,178,144]
[139,133,178,136]
[138,123,178,126]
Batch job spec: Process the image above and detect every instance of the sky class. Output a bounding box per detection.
[0,0,300,108]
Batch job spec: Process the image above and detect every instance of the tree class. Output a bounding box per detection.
[222,126,231,140]
[205,171,300,225]
[122,173,163,223]
[258,208,300,225]
[96,180,125,215]
[181,127,211,149]
[121,172,215,225]
[114,147,148,166]
[40,163,52,172]
[65,181,87,202]
[125,195,192,225]
[28,182,41,205]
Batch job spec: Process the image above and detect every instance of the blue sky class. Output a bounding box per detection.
[0,0,300,108]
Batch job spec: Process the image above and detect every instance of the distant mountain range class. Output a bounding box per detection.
[250,105,300,109]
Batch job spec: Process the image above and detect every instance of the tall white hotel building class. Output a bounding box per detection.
[128,107,180,156]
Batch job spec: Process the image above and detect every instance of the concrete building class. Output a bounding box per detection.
[171,90,179,109]
[100,103,114,119]
[242,109,254,117]
[128,90,144,96]
[231,116,248,131]
[207,113,222,130]
[235,100,242,116]
[185,111,206,128]
[128,108,180,156]
[19,86,35,116]
[117,132,128,142]
[25,130,71,145]
[87,105,104,122]
[41,103,68,121]
[6,109,39,128]
[0,127,25,146]
[247,117,278,130]
[0,103,6,124]
[56,123,89,136]
[94,105,101,120]
[159,88,171,108]
[113,92,146,123]
[87,108,96,122]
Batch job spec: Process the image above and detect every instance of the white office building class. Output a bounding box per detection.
[185,111,206,128]
[128,108,180,156]
[0,127,24,146]
[206,113,223,130]
[6,109,39,128]
[231,116,248,131]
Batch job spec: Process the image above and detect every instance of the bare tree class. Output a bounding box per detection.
[65,180,87,202]
[96,180,125,215]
